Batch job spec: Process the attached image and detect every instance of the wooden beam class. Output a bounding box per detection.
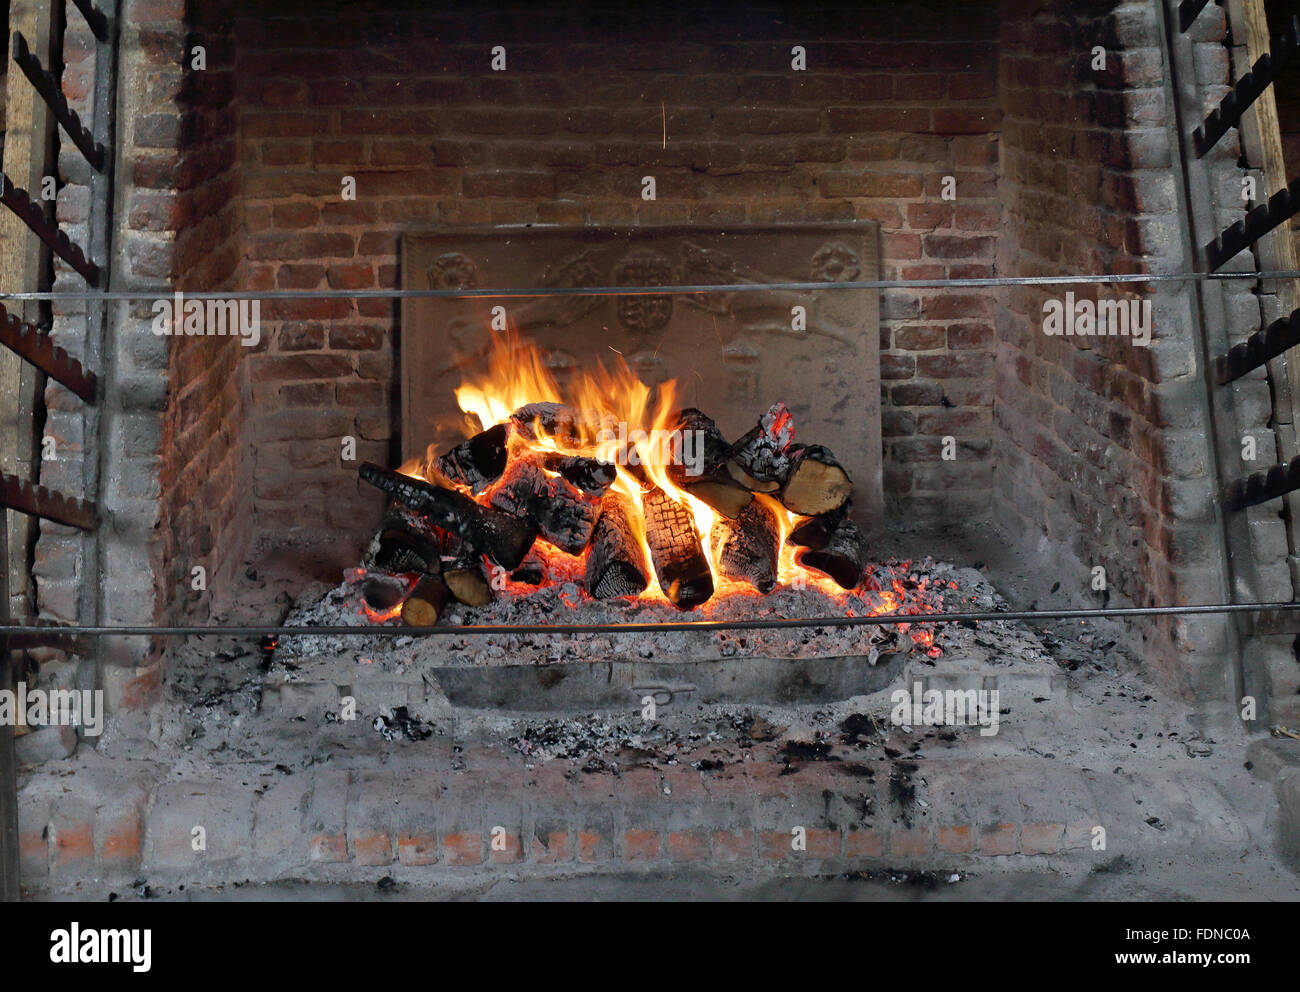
[0,0,57,620]
[1229,0,1300,584]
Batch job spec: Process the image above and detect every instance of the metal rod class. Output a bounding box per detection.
[0,473,97,530]
[0,303,97,401]
[2,600,1298,638]
[9,268,1300,303]
[11,32,105,171]
[69,0,110,42]
[0,173,100,286]
[1225,455,1300,510]
[1207,179,1300,270]
[1215,307,1300,383]
[1193,15,1300,157]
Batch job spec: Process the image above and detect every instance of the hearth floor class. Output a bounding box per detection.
[15,604,1300,899]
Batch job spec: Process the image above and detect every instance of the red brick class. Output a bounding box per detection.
[845,829,884,857]
[443,832,483,866]
[531,831,572,864]
[309,833,348,863]
[890,829,929,858]
[1021,822,1064,856]
[391,833,435,866]
[805,829,841,858]
[327,264,375,290]
[759,830,795,860]
[100,814,143,866]
[711,830,753,863]
[490,831,523,864]
[272,201,321,230]
[936,825,972,854]
[353,832,393,866]
[978,823,1017,856]
[53,820,93,869]
[668,831,708,862]
[578,830,607,863]
[623,829,661,862]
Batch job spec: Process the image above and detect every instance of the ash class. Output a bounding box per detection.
[275,557,970,669]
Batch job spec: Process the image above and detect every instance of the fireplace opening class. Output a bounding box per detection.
[5,0,1300,900]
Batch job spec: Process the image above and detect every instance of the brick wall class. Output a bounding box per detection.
[230,0,1003,567]
[991,0,1294,720]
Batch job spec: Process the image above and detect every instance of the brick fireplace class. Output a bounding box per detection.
[20,0,1299,731]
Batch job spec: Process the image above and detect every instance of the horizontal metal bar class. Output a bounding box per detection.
[11,33,105,171]
[1206,180,1300,270]
[1215,307,1300,384]
[2,601,1298,638]
[1225,455,1300,510]
[0,473,97,530]
[0,618,88,651]
[0,173,100,286]
[0,303,97,401]
[7,269,1300,304]
[1178,0,1215,33]
[68,0,110,43]
[1194,15,1300,157]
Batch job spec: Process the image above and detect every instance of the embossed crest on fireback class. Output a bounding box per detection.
[811,241,861,283]
[613,249,675,333]
[429,252,480,297]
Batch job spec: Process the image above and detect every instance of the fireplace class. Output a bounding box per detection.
[6,0,1300,898]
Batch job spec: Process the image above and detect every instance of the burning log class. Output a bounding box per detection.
[511,402,585,444]
[510,553,547,585]
[725,401,796,493]
[642,486,713,609]
[401,573,452,626]
[584,491,650,598]
[667,408,753,519]
[539,452,617,494]
[488,456,600,555]
[787,504,849,550]
[796,516,866,589]
[433,423,508,491]
[359,462,535,569]
[442,537,493,607]
[780,444,852,516]
[361,572,412,614]
[367,502,443,575]
[710,498,780,593]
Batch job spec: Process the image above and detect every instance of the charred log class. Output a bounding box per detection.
[361,572,412,613]
[488,456,600,555]
[433,423,508,490]
[540,452,617,494]
[796,516,865,589]
[780,444,852,516]
[401,573,452,626]
[642,486,713,609]
[584,491,650,599]
[666,407,732,487]
[710,498,780,593]
[725,401,796,491]
[367,503,443,575]
[510,552,547,586]
[511,402,585,444]
[359,462,535,569]
[787,504,849,550]
[439,536,493,607]
[682,472,753,519]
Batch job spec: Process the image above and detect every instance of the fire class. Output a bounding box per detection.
[395,331,941,650]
